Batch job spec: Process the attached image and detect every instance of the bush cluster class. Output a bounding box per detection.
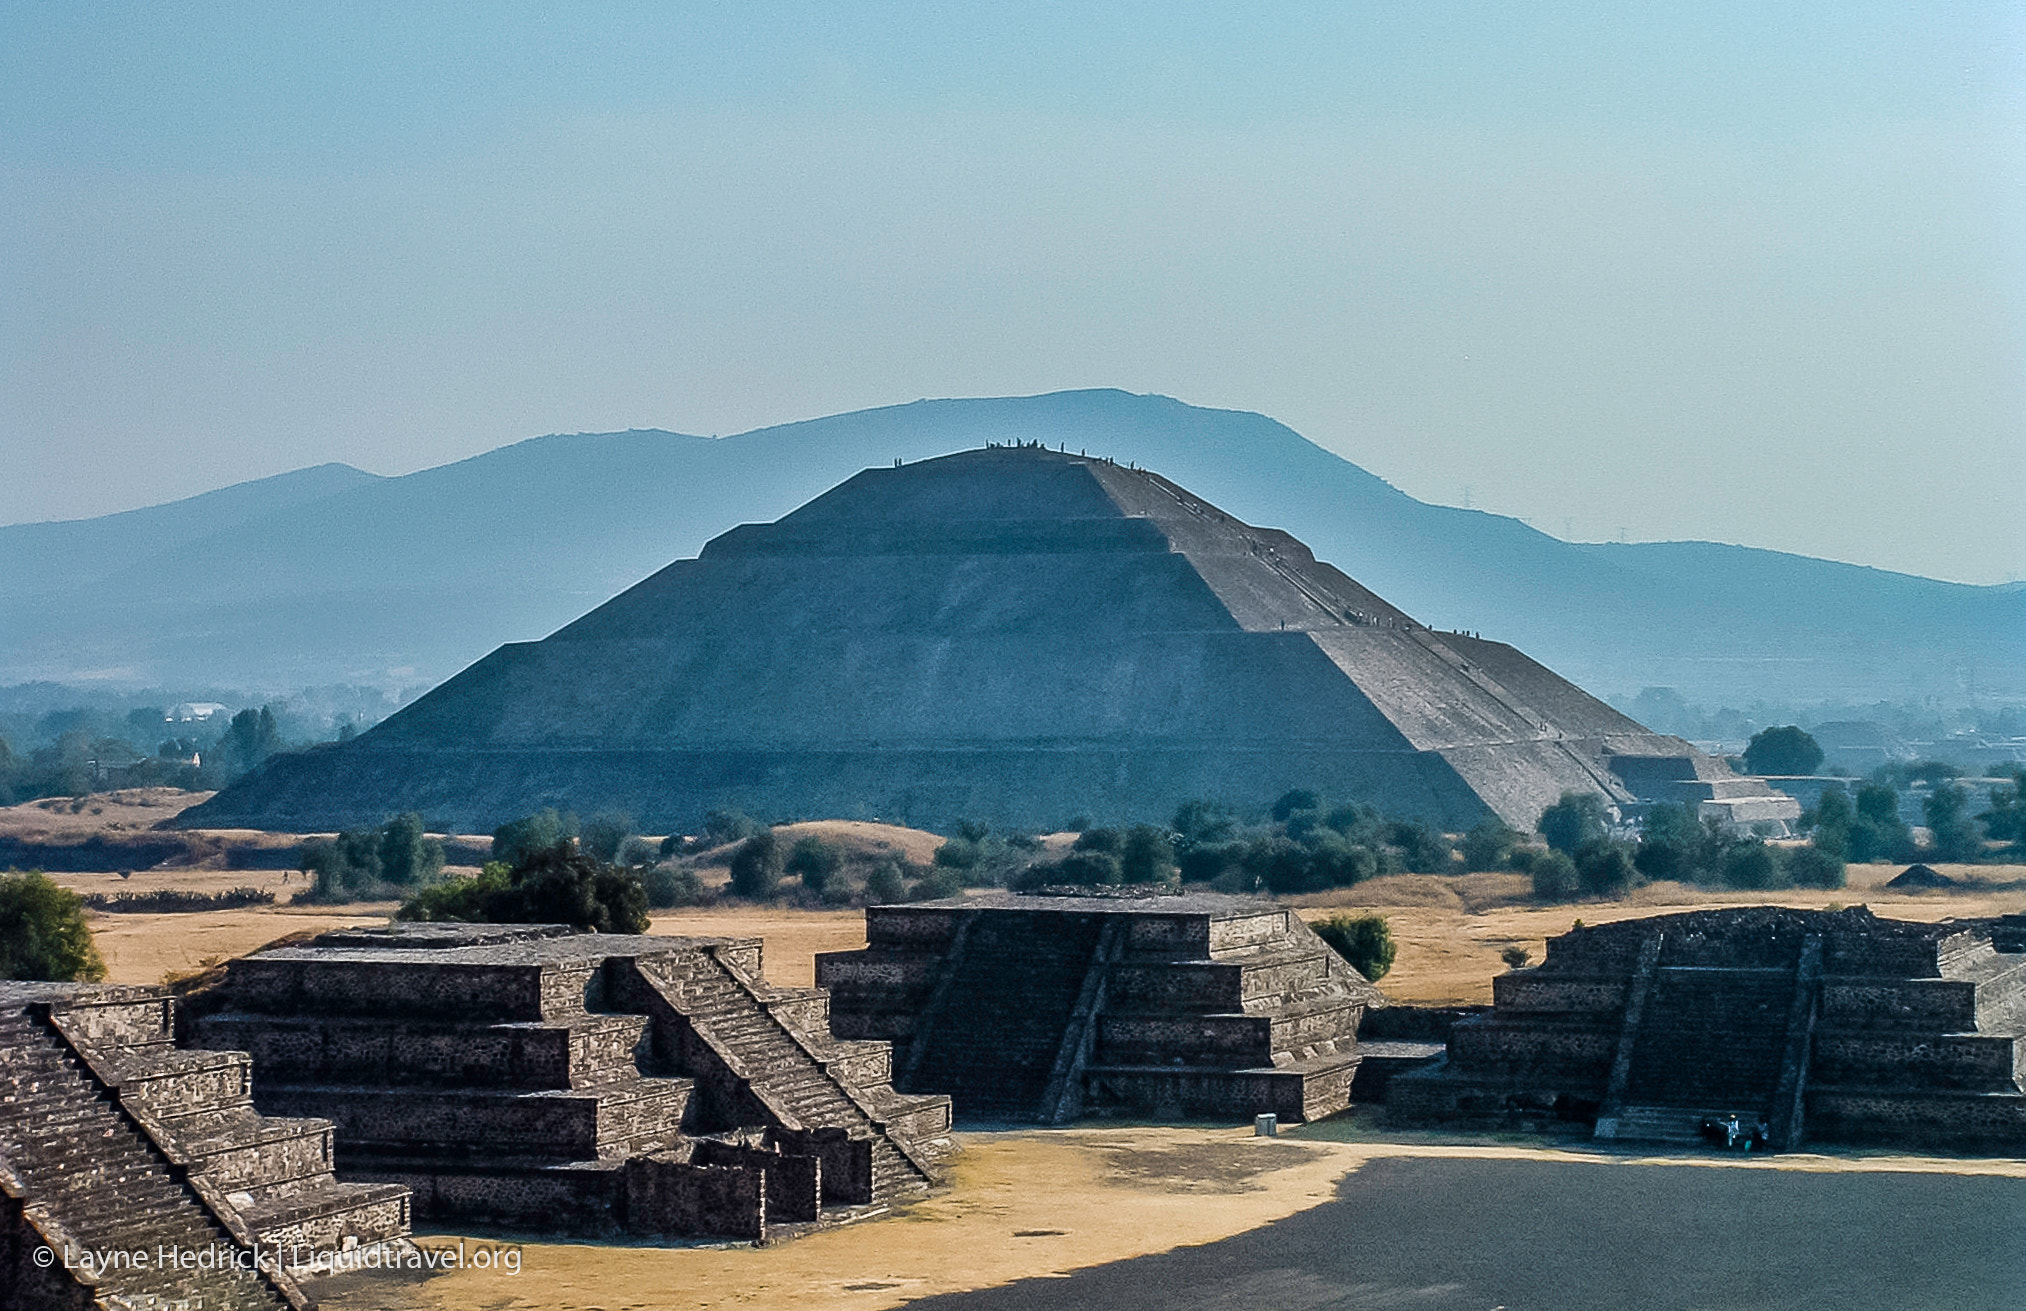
[298,812,446,903]
[397,841,648,933]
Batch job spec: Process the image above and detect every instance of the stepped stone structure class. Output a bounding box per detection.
[816,892,1385,1124]
[2,980,406,1311]
[189,924,954,1242]
[1389,908,2026,1152]
[182,445,1793,835]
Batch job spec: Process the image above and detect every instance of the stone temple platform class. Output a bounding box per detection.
[188,924,954,1243]
[816,892,1384,1125]
[2,979,403,1311]
[1389,907,2026,1153]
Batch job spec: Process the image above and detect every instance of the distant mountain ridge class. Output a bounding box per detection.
[2,390,2018,706]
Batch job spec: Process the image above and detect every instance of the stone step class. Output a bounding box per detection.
[1595,1104,1764,1145]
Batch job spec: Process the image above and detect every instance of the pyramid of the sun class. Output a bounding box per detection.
[186,446,1789,833]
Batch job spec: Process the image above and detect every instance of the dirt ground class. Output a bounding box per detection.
[316,1125,2026,1311]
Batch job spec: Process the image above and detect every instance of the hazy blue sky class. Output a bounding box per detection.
[4,4,2022,582]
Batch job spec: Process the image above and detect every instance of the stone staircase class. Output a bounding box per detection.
[1622,967,1796,1111]
[49,990,410,1256]
[624,947,950,1205]
[905,912,1106,1120]
[0,997,302,1311]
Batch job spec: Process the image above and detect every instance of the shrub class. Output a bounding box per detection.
[1500,945,1532,969]
[1271,789,1321,822]
[1072,828,1122,855]
[0,871,106,982]
[1721,840,1785,890]
[1311,912,1396,982]
[728,831,783,900]
[618,836,661,868]
[702,809,762,847]
[908,866,965,901]
[1530,850,1580,901]
[864,861,908,904]
[932,838,980,870]
[1785,845,1846,889]
[397,844,648,933]
[1052,850,1124,886]
[1386,820,1454,873]
[1575,840,1638,898]
[642,864,708,909]
[1119,824,1176,883]
[1539,793,1609,855]
[1460,820,1520,872]
[580,811,636,863]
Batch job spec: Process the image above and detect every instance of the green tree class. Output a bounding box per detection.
[1849,784,1914,863]
[1310,912,1396,982]
[1385,820,1454,873]
[1052,850,1124,885]
[0,872,107,982]
[702,809,761,846]
[1271,789,1321,822]
[377,812,444,886]
[1460,820,1520,872]
[1979,769,2026,857]
[1529,850,1580,901]
[865,861,908,903]
[642,864,706,909]
[1808,787,1856,859]
[1633,802,1702,883]
[728,831,782,899]
[787,836,844,894]
[580,811,636,863]
[1742,726,1824,776]
[932,838,981,871]
[300,828,383,900]
[1786,845,1847,889]
[907,866,965,901]
[1923,784,1983,863]
[1538,792,1609,855]
[1721,840,1785,890]
[1119,824,1176,883]
[1575,840,1638,897]
[1171,799,1237,847]
[492,809,579,867]
[1073,828,1122,855]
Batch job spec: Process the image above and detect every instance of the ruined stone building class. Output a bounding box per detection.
[182,446,1793,835]
[188,924,953,1243]
[1389,908,2026,1152]
[817,892,1384,1124]
[2,980,407,1311]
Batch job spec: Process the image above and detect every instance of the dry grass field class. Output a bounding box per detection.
[9,789,2022,1000]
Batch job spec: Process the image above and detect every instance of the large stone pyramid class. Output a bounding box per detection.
[187,446,1786,833]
